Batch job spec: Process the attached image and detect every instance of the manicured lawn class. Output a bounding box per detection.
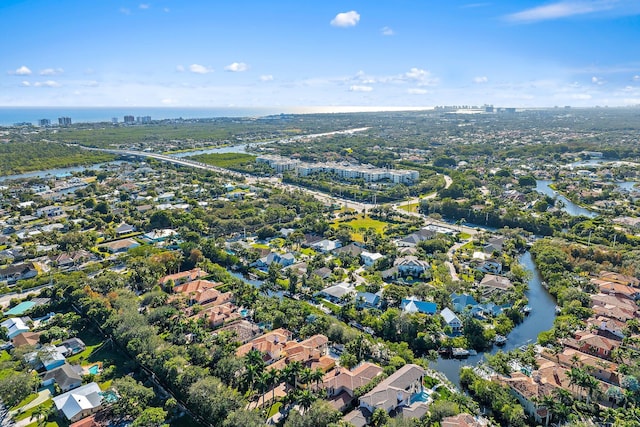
[252,243,270,250]
[0,350,11,361]
[14,400,53,422]
[299,247,316,257]
[332,215,390,242]
[458,232,472,240]
[398,202,419,212]
[267,402,282,418]
[10,393,38,411]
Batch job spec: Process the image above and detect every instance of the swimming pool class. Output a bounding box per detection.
[410,389,430,404]
[88,364,100,375]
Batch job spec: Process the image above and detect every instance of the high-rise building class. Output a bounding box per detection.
[112,117,118,124]
[136,116,151,124]
[124,115,135,124]
[38,119,51,126]
[58,117,72,126]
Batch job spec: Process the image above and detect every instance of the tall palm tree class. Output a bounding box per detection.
[256,371,271,408]
[299,367,313,388]
[310,368,325,392]
[296,389,315,415]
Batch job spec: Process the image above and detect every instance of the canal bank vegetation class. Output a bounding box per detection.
[0,141,115,175]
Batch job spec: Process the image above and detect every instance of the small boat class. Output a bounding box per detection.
[495,335,507,346]
[555,305,562,314]
[452,348,470,358]
[523,305,532,315]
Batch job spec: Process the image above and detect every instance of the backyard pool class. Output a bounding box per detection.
[88,364,100,375]
[410,389,430,404]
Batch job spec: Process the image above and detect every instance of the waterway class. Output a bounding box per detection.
[229,271,284,299]
[430,251,557,387]
[0,161,126,182]
[171,144,250,157]
[535,180,598,218]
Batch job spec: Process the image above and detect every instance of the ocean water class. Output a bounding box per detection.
[0,107,298,126]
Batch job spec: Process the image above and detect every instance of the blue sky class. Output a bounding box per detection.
[1,0,639,108]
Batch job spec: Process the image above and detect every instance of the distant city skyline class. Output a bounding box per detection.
[1,1,639,108]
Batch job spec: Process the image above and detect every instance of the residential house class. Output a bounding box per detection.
[356,292,382,310]
[441,308,463,333]
[593,279,639,301]
[587,316,626,340]
[42,363,83,392]
[483,236,505,254]
[394,256,430,278]
[542,348,620,385]
[401,297,438,315]
[216,320,261,344]
[333,243,364,257]
[311,267,332,280]
[317,282,356,304]
[11,331,40,348]
[236,328,294,364]
[143,228,178,243]
[359,364,426,415]
[60,338,86,356]
[479,274,513,293]
[597,271,640,288]
[173,280,229,306]
[100,238,140,254]
[442,414,486,427]
[0,262,38,283]
[36,205,64,218]
[496,370,558,426]
[451,293,479,313]
[361,251,384,267]
[476,259,502,275]
[52,382,103,422]
[269,334,332,372]
[252,252,296,269]
[312,239,342,253]
[158,268,208,287]
[115,223,136,235]
[564,331,620,359]
[2,317,30,339]
[40,344,67,371]
[323,362,383,411]
[396,228,436,247]
[191,303,240,328]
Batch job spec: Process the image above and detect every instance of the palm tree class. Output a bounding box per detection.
[284,360,303,389]
[296,389,315,415]
[256,371,271,408]
[310,368,325,392]
[299,367,313,388]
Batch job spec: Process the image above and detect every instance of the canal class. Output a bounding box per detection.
[535,180,597,218]
[430,251,557,387]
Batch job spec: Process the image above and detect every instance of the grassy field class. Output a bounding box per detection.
[398,202,419,212]
[332,215,390,242]
[188,152,257,169]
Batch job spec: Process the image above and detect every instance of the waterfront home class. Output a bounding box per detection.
[317,282,356,304]
[475,259,502,275]
[479,274,513,293]
[483,236,505,254]
[359,364,426,415]
[440,308,463,333]
[451,293,479,313]
[60,338,86,356]
[172,280,229,306]
[252,251,296,269]
[323,362,384,411]
[563,331,620,359]
[99,238,140,254]
[236,328,294,364]
[158,267,208,287]
[356,291,382,309]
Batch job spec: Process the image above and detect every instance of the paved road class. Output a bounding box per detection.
[8,389,52,427]
[0,284,51,309]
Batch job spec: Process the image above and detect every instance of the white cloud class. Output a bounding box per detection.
[569,93,592,100]
[119,7,131,15]
[259,75,274,81]
[349,85,373,92]
[408,88,428,95]
[21,81,30,87]
[473,76,489,84]
[34,80,61,88]
[189,64,214,74]
[404,68,438,86]
[139,3,150,9]
[331,10,360,27]
[176,65,185,72]
[634,75,640,81]
[81,81,99,87]
[163,7,170,12]
[12,66,32,76]
[161,98,177,104]
[381,26,394,36]
[224,62,248,72]
[39,68,64,76]
[592,76,605,85]
[504,0,640,23]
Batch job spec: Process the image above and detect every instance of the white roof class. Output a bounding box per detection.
[53,382,102,420]
[1,317,30,338]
